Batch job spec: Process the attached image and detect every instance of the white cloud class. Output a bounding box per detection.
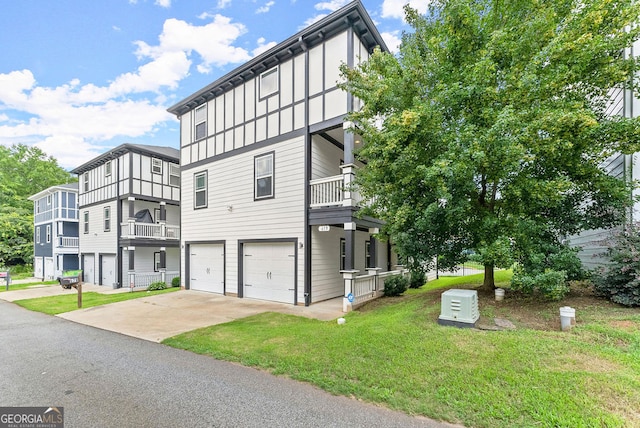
[300,14,327,30]
[381,31,402,53]
[217,0,232,9]
[256,1,275,14]
[314,0,349,12]
[155,0,171,7]
[252,37,277,57]
[381,0,430,20]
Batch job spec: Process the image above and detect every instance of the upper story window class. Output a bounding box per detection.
[254,152,274,200]
[36,228,41,244]
[260,67,279,99]
[46,225,51,243]
[194,171,207,209]
[195,104,207,141]
[105,161,112,177]
[83,172,89,192]
[152,158,163,175]
[169,164,180,187]
[46,194,51,206]
[104,206,111,232]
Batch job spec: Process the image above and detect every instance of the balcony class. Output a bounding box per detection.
[120,222,180,241]
[309,166,361,208]
[57,236,79,248]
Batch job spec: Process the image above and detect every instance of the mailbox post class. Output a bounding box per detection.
[58,270,83,308]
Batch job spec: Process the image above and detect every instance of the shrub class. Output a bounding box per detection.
[148,281,167,291]
[511,269,569,300]
[592,225,640,307]
[409,269,426,289]
[383,275,409,297]
[171,276,181,288]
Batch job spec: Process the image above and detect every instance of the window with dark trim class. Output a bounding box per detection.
[104,206,111,232]
[46,194,51,206]
[260,67,279,98]
[169,164,180,187]
[83,172,89,192]
[36,228,40,243]
[194,104,207,140]
[254,152,274,200]
[46,225,51,243]
[152,158,163,174]
[83,211,89,234]
[154,252,161,272]
[340,238,346,271]
[365,241,372,269]
[194,171,207,209]
[105,160,112,177]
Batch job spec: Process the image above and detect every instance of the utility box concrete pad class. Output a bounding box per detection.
[438,289,479,328]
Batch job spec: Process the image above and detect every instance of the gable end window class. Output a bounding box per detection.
[104,206,111,232]
[259,67,279,99]
[255,152,274,200]
[83,172,89,192]
[169,164,180,187]
[152,158,163,175]
[194,171,207,209]
[194,104,207,141]
[105,161,112,177]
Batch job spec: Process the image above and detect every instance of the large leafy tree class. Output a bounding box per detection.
[0,144,74,267]
[341,0,640,290]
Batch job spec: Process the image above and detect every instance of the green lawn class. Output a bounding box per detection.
[0,281,58,292]
[163,273,640,427]
[14,287,179,315]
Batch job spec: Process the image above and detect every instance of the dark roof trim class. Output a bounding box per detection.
[167,0,386,117]
[71,143,179,175]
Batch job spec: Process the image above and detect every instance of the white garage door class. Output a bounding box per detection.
[190,244,225,294]
[83,254,95,284]
[34,257,43,279]
[243,242,295,304]
[44,258,54,280]
[101,255,116,287]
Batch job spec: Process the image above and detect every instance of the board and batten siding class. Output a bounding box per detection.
[181,136,306,299]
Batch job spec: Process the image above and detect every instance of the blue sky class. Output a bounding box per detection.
[0,0,428,169]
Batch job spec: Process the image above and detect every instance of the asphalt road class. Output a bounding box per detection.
[0,300,456,428]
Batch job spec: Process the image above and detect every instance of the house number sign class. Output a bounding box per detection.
[318,225,330,232]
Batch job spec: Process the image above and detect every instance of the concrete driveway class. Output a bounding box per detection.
[1,283,344,343]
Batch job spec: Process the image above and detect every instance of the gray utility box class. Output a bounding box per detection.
[438,289,479,328]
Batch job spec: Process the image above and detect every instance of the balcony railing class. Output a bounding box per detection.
[310,175,344,207]
[127,270,179,291]
[57,236,79,248]
[120,222,180,240]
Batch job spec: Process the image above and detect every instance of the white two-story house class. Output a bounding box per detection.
[168,1,401,308]
[28,183,80,280]
[71,144,180,288]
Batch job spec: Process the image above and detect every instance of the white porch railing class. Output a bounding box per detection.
[127,270,179,291]
[342,268,408,312]
[310,175,344,207]
[57,236,79,248]
[120,222,180,240]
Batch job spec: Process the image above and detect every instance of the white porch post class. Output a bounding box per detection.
[159,201,167,239]
[160,246,166,284]
[340,164,357,207]
[341,270,359,313]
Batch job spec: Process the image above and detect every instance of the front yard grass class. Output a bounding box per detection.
[14,287,179,315]
[0,281,58,292]
[163,273,640,427]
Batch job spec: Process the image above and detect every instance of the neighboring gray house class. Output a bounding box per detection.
[71,144,181,288]
[168,1,401,309]
[28,183,80,280]
[569,59,640,269]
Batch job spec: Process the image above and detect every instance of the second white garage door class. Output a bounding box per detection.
[190,244,225,294]
[243,242,296,304]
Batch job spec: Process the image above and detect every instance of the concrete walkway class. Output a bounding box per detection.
[0,282,344,343]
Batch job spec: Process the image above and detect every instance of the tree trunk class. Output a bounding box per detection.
[482,264,495,291]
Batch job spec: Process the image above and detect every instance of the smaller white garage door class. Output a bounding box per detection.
[190,244,225,294]
[44,258,54,280]
[83,254,95,284]
[34,257,44,279]
[243,242,296,304]
[101,255,116,287]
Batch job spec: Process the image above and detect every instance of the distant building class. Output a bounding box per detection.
[71,144,180,288]
[28,183,80,280]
